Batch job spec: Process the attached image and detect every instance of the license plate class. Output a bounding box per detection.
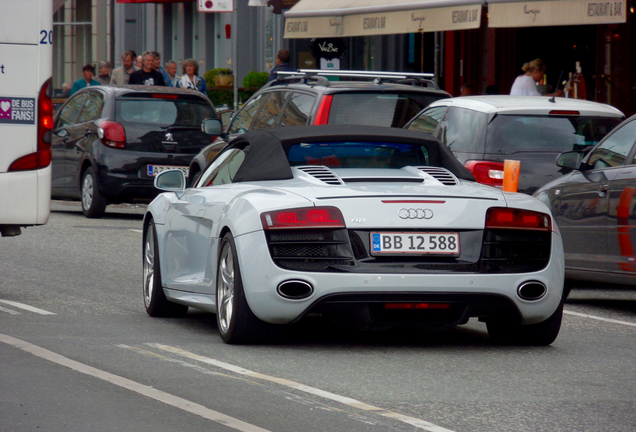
[147,165,189,177]
[370,232,460,255]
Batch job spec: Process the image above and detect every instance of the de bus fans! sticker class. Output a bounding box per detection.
[0,97,36,125]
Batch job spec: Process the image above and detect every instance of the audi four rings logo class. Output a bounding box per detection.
[398,208,434,219]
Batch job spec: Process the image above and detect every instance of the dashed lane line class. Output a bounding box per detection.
[148,343,456,432]
[0,300,56,315]
[564,310,636,328]
[0,305,20,315]
[0,334,271,432]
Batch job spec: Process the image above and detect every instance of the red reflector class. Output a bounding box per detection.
[261,206,345,230]
[384,303,450,310]
[464,160,504,187]
[485,207,551,231]
[8,149,51,172]
[549,110,580,116]
[313,95,333,125]
[151,94,179,99]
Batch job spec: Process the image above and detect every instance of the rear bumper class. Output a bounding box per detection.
[236,230,565,326]
[0,166,51,226]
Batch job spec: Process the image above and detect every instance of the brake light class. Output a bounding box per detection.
[98,121,126,149]
[464,160,504,187]
[8,78,53,172]
[313,95,333,125]
[549,110,580,116]
[151,94,179,99]
[261,206,345,230]
[485,207,551,231]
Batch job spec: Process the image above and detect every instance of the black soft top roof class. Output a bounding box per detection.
[229,125,475,183]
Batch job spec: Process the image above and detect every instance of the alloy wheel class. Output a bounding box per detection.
[82,173,94,211]
[217,242,235,334]
[143,223,155,308]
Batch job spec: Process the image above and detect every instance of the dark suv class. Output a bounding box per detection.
[188,71,450,184]
[51,86,218,217]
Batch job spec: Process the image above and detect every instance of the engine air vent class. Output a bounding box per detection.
[296,166,344,185]
[416,167,459,186]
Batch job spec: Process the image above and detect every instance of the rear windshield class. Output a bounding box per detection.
[115,99,216,128]
[328,92,444,128]
[287,141,429,168]
[486,115,623,154]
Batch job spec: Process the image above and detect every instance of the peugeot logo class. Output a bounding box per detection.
[165,132,174,142]
[398,208,433,219]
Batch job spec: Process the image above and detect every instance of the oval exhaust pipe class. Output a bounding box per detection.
[277,280,314,300]
[517,281,547,301]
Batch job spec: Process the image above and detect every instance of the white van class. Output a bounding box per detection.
[0,0,54,237]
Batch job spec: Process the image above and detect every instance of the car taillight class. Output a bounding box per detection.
[485,207,551,232]
[384,303,450,310]
[261,206,345,230]
[549,110,580,116]
[98,121,126,149]
[8,78,53,172]
[464,160,504,187]
[313,95,333,125]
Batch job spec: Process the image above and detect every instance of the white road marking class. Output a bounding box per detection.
[0,334,271,432]
[0,300,56,315]
[148,344,455,432]
[564,310,636,328]
[0,305,20,315]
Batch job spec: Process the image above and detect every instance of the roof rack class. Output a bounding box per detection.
[268,69,438,89]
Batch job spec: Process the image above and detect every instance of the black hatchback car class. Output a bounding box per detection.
[188,71,450,184]
[51,86,218,217]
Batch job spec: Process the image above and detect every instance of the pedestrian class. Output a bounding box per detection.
[165,60,180,87]
[110,51,139,86]
[128,51,166,86]
[152,51,172,87]
[510,59,546,96]
[70,64,100,96]
[94,61,111,85]
[60,82,72,98]
[267,49,295,83]
[460,83,474,96]
[176,59,206,93]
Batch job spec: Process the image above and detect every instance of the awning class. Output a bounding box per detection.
[284,0,484,38]
[488,0,627,27]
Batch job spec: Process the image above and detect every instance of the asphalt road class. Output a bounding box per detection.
[1,201,635,432]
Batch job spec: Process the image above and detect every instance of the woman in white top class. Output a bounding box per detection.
[176,58,207,93]
[510,59,546,96]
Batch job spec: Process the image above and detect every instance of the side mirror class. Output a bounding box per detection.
[55,128,69,138]
[202,118,223,136]
[556,151,584,170]
[154,169,186,194]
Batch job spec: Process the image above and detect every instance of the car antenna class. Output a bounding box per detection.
[549,70,564,103]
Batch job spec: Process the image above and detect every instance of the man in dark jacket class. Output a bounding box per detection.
[267,49,295,83]
[128,52,165,86]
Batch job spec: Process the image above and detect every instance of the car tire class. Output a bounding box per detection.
[216,232,271,344]
[143,219,189,317]
[81,166,107,218]
[486,301,563,346]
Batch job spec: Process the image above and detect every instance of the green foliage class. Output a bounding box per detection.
[203,68,233,90]
[242,70,269,90]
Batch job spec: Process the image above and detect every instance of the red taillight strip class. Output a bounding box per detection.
[549,110,580,116]
[261,206,345,230]
[151,94,179,99]
[8,78,53,172]
[382,200,446,204]
[384,303,450,310]
[485,207,552,232]
[313,95,333,125]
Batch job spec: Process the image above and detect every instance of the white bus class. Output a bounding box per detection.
[0,0,53,237]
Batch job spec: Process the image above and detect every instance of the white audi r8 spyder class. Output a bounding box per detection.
[142,124,565,345]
